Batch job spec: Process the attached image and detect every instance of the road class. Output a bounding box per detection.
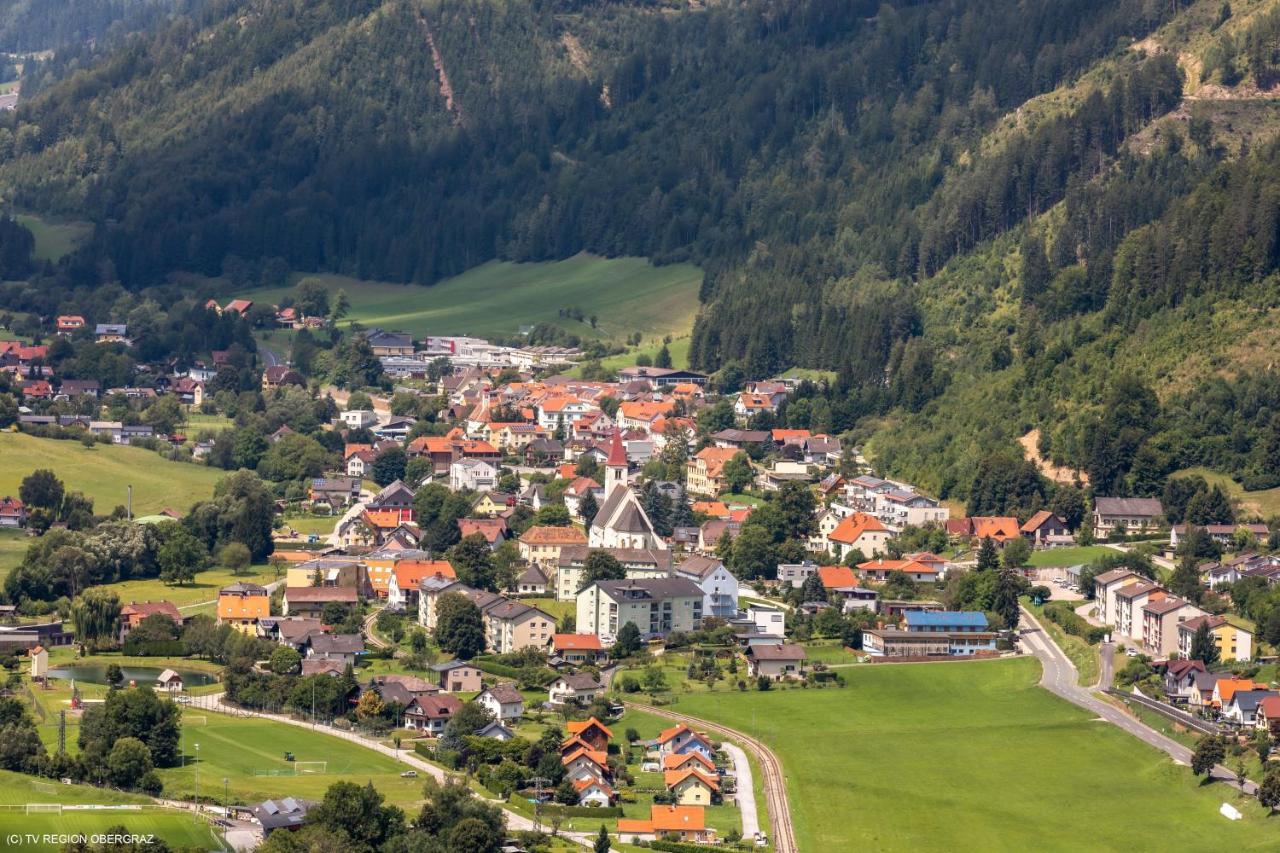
[625,700,794,853]
[189,692,601,848]
[1019,607,1256,795]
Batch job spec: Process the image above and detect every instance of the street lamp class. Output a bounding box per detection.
[194,743,200,813]
[224,778,229,811]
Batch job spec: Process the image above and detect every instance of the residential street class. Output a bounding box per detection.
[1019,607,1255,795]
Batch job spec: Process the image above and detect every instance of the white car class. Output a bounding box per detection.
[1125,648,1139,657]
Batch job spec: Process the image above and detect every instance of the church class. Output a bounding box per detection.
[588,430,667,551]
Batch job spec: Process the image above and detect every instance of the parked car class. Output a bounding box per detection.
[400,770,418,778]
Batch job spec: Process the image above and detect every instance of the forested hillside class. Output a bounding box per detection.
[3,0,1280,506]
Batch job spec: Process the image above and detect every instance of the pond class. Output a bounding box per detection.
[47,664,219,688]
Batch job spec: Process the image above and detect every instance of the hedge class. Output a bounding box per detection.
[471,659,523,679]
[649,841,732,853]
[1042,602,1108,644]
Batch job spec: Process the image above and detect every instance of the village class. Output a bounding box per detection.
[2,299,1280,851]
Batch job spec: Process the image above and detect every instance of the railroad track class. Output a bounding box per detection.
[625,700,797,853]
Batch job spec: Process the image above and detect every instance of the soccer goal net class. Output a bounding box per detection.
[294,762,327,775]
[26,804,62,814]
[184,715,208,725]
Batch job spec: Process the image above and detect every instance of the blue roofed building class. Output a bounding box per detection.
[903,611,989,633]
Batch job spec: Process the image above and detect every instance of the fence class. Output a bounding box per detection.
[1104,687,1227,736]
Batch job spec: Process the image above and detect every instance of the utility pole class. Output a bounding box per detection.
[127,484,132,521]
[529,776,550,834]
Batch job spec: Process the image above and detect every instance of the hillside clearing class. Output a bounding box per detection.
[0,432,223,516]
[14,213,91,262]
[242,254,702,344]
[1172,466,1280,517]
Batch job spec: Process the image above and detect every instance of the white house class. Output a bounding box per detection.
[746,604,786,638]
[548,673,604,706]
[674,555,739,619]
[476,684,524,724]
[449,458,498,493]
[341,409,379,430]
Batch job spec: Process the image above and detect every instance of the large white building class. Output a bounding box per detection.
[674,555,739,619]
[577,577,703,643]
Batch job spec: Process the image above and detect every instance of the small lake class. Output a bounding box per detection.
[48,664,218,688]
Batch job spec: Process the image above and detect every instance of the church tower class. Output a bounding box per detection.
[605,428,628,497]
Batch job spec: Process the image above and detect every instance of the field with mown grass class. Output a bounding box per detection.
[1025,545,1113,568]
[670,657,1279,852]
[0,432,223,516]
[1172,466,1280,518]
[0,528,28,582]
[159,713,428,809]
[241,254,702,344]
[103,562,279,610]
[13,213,91,262]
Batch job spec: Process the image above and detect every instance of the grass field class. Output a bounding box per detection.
[14,214,92,263]
[104,563,278,610]
[521,597,574,625]
[1173,466,1280,518]
[1025,545,1113,568]
[0,432,223,516]
[0,770,222,851]
[0,528,28,582]
[241,254,703,343]
[185,412,236,433]
[160,713,426,809]
[671,658,1278,852]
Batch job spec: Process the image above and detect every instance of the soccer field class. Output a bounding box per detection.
[0,771,220,851]
[673,658,1279,852]
[159,713,426,809]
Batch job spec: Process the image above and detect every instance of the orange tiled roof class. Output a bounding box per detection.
[828,512,887,544]
[692,501,731,519]
[664,767,719,791]
[394,560,455,589]
[817,565,859,589]
[566,717,614,740]
[520,526,587,546]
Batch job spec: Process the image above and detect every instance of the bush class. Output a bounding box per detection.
[1042,602,1108,645]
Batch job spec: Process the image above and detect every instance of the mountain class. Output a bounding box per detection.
[3,0,1280,507]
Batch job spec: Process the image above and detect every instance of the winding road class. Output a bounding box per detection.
[1019,606,1256,794]
[624,700,796,853]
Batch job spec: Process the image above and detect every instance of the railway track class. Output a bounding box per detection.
[625,700,797,853]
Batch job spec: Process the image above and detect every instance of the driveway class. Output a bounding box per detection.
[1019,607,1255,794]
[719,740,760,839]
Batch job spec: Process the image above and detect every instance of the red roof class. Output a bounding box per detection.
[817,565,859,589]
[553,633,603,651]
[829,512,887,544]
[607,428,627,467]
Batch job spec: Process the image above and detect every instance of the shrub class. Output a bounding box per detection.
[1043,602,1108,645]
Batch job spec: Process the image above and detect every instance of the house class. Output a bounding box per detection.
[686,447,739,496]
[450,458,499,492]
[1177,616,1253,662]
[1093,497,1164,536]
[746,604,786,638]
[827,513,891,560]
[577,577,704,642]
[306,633,365,667]
[563,476,604,519]
[403,694,463,734]
[874,490,950,530]
[472,492,514,517]
[118,600,181,643]
[857,558,941,584]
[1224,690,1277,726]
[56,315,85,335]
[367,480,416,522]
[29,646,46,680]
[476,684,524,724]
[224,299,254,315]
[665,767,719,806]
[156,669,184,693]
[519,525,588,570]
[475,721,516,741]
[286,557,365,592]
[282,586,358,618]
[1141,597,1205,657]
[364,330,415,357]
[59,379,101,399]
[0,496,26,528]
[95,323,130,344]
[1185,669,1219,710]
[262,365,305,391]
[864,611,997,657]
[1021,511,1071,546]
[431,660,483,693]
[548,673,604,706]
[746,643,807,680]
[1212,677,1260,710]
[308,477,361,509]
[734,392,782,422]
[373,416,417,442]
[1162,659,1207,703]
[514,565,549,596]
[562,745,611,784]
[216,583,270,633]
[457,517,508,547]
[573,778,616,807]
[1257,695,1280,735]
[709,428,771,451]
[566,717,613,751]
[387,560,456,611]
[675,555,739,619]
[1170,523,1270,548]
[776,561,819,589]
[340,409,379,430]
[481,598,556,654]
[547,633,607,665]
[253,798,311,835]
[617,805,715,845]
[652,724,716,760]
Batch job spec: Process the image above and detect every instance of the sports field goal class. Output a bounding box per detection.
[184,715,208,725]
[25,804,62,814]
[294,762,327,775]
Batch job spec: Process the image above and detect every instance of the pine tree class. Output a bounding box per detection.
[579,491,599,526]
[993,569,1022,629]
[976,537,1000,572]
[594,825,611,853]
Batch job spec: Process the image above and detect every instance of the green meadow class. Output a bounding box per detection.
[243,254,703,344]
[672,658,1279,852]
[0,431,224,516]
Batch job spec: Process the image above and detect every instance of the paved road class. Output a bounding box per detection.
[718,740,760,839]
[1019,607,1255,795]
[625,700,793,853]
[189,692,600,848]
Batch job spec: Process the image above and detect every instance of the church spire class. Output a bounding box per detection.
[605,428,627,496]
